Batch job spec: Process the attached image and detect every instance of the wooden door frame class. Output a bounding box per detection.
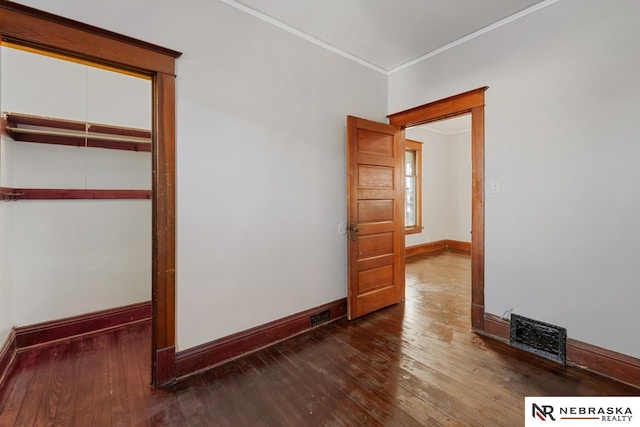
[0,1,181,386]
[388,87,488,331]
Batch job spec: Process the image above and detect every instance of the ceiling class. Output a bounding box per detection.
[416,114,471,135]
[230,0,550,73]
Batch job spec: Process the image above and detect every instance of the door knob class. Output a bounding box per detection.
[349,225,359,241]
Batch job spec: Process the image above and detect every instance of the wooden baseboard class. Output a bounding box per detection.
[406,239,471,257]
[567,339,640,390]
[446,239,471,251]
[175,298,347,381]
[482,313,510,342]
[14,301,152,349]
[406,240,446,257]
[154,345,176,387]
[480,313,640,389]
[0,330,17,387]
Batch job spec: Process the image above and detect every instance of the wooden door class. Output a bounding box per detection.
[347,116,405,320]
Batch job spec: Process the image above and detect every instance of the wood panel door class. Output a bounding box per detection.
[347,116,405,320]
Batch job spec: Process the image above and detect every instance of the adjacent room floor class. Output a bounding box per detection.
[0,250,637,426]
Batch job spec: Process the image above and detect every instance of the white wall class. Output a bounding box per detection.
[405,128,447,246]
[390,0,640,358]
[171,3,387,350]
[0,202,12,341]
[11,200,151,325]
[1,46,152,326]
[0,47,12,343]
[447,131,472,243]
[405,127,471,247]
[12,0,388,351]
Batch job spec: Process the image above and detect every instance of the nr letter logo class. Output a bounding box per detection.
[532,403,555,421]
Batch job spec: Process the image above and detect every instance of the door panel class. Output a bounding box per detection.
[357,200,394,223]
[357,128,394,156]
[358,265,394,293]
[347,116,405,320]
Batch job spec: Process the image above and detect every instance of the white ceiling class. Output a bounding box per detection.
[230,0,550,73]
[416,114,471,135]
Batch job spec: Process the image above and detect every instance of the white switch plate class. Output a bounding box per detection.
[490,179,501,193]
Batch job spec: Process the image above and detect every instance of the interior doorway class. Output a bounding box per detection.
[0,3,180,387]
[403,114,472,333]
[346,87,487,329]
[388,87,487,331]
[404,114,472,252]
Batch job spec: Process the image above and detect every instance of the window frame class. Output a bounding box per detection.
[404,139,423,234]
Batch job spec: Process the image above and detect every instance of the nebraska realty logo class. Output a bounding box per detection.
[525,397,639,426]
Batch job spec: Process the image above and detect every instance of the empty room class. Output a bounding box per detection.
[0,0,639,425]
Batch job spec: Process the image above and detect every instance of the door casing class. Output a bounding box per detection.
[388,87,488,330]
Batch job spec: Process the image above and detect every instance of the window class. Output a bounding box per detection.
[405,139,422,233]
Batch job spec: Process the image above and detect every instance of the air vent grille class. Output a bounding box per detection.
[510,314,566,365]
[310,310,331,328]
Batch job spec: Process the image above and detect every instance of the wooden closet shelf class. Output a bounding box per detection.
[1,112,152,152]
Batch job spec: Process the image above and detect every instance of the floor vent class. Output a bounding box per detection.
[310,310,331,328]
[510,314,566,365]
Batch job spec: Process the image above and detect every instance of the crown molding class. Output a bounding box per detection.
[219,0,387,75]
[388,0,560,75]
[223,0,560,77]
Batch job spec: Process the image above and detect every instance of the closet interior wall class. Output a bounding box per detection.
[0,45,152,332]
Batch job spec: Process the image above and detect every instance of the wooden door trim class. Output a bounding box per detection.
[0,1,181,386]
[0,1,179,74]
[388,86,488,331]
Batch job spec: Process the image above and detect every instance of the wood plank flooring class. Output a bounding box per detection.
[0,250,637,426]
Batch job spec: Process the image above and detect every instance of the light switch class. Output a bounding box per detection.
[490,179,501,194]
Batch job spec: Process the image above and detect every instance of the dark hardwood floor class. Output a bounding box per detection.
[0,250,637,426]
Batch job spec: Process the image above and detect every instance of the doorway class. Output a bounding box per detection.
[0,3,180,387]
[388,87,487,331]
[346,87,487,330]
[404,114,472,333]
[405,114,472,251]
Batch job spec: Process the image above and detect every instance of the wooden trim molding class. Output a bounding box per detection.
[446,239,471,251]
[0,2,180,75]
[14,301,151,349]
[405,239,471,257]
[405,240,447,257]
[404,139,422,234]
[479,313,640,389]
[151,72,177,386]
[388,87,487,330]
[567,339,640,389]
[470,105,485,330]
[0,2,181,387]
[155,346,176,386]
[175,298,347,381]
[388,87,488,127]
[482,313,510,342]
[0,187,151,201]
[0,330,17,387]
